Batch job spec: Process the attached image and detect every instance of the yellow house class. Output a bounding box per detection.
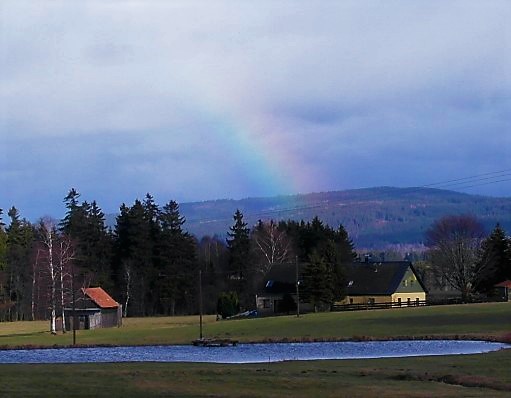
[337,262,427,307]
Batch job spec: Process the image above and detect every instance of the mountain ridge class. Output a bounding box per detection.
[107,187,511,248]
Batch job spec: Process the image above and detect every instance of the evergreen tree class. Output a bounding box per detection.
[301,251,334,312]
[114,200,153,316]
[156,200,198,315]
[0,208,8,319]
[84,201,113,289]
[60,188,86,237]
[0,209,6,271]
[476,223,511,292]
[226,209,250,302]
[5,207,34,320]
[60,190,112,289]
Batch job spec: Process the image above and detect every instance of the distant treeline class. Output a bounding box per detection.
[175,187,511,248]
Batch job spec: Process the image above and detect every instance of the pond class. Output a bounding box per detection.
[0,340,508,364]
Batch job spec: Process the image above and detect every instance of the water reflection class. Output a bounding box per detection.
[0,340,507,364]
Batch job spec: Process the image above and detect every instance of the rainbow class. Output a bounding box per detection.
[208,114,317,198]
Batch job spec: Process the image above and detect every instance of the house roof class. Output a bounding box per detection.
[259,261,426,296]
[345,261,426,296]
[495,280,511,288]
[82,287,119,309]
[260,262,305,294]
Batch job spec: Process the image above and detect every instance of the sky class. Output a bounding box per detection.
[1,1,510,220]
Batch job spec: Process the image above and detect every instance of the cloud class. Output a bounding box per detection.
[1,1,510,218]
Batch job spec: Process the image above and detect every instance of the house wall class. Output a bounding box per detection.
[64,309,102,330]
[339,295,392,305]
[256,294,284,315]
[337,292,426,306]
[101,307,122,328]
[256,294,313,315]
[395,268,423,293]
[391,292,426,306]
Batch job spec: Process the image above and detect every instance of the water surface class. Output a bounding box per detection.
[0,340,507,364]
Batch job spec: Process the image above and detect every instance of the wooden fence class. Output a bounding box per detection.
[331,297,489,312]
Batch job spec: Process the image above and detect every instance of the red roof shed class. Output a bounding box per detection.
[82,287,120,309]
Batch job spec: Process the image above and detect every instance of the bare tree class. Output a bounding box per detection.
[252,220,293,274]
[426,215,488,301]
[123,261,131,318]
[37,218,58,334]
[57,236,75,333]
[31,249,42,321]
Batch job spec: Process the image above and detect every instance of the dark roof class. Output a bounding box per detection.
[260,261,426,296]
[82,287,119,309]
[345,261,425,295]
[261,263,305,294]
[265,263,304,284]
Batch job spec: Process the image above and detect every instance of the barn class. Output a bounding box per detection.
[65,287,122,330]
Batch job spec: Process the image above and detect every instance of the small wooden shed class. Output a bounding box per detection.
[65,287,122,330]
[495,280,511,302]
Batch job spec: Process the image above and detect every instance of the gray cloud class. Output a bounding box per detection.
[1,1,510,219]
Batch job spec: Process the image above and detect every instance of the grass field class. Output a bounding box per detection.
[0,302,510,397]
[0,302,510,348]
[1,349,511,397]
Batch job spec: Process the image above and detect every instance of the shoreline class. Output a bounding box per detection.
[1,332,510,351]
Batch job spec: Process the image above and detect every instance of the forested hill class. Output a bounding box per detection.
[172,187,511,248]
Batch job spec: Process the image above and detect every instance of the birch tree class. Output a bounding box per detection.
[57,237,75,333]
[38,218,58,334]
[123,261,131,317]
[251,220,292,274]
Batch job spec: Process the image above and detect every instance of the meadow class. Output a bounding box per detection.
[0,302,510,348]
[0,302,510,397]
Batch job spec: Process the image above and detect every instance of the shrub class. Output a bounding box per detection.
[217,291,240,319]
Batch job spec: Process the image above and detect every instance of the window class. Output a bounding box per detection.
[403,280,408,287]
[263,299,271,309]
[368,298,375,305]
[349,298,354,304]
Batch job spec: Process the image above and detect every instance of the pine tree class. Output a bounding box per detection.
[157,200,198,315]
[60,188,84,236]
[5,207,34,320]
[226,209,250,300]
[0,208,7,271]
[301,251,334,312]
[114,200,153,316]
[0,208,8,318]
[477,223,511,292]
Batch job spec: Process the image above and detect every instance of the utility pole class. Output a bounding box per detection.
[295,256,300,318]
[199,269,203,340]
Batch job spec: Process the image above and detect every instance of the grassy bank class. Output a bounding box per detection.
[1,349,511,397]
[0,302,510,348]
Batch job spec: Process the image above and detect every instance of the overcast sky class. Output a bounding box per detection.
[1,1,510,220]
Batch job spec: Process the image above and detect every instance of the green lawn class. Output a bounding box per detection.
[1,302,510,347]
[1,350,511,397]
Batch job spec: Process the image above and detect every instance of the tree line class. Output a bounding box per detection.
[0,191,509,325]
[0,189,357,322]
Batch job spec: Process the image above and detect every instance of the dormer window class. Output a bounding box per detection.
[348,280,354,287]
